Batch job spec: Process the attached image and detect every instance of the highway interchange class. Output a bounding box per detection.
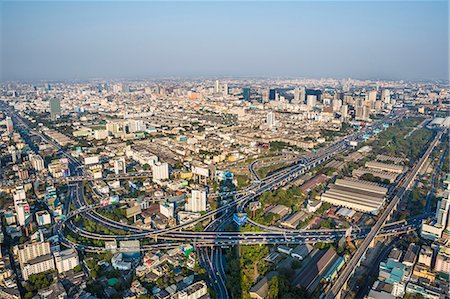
[5,108,439,299]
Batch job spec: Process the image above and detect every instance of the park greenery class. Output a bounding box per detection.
[256,162,291,179]
[225,245,270,299]
[260,187,305,208]
[24,271,55,299]
[369,117,434,164]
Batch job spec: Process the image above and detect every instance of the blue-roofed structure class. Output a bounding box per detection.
[323,256,345,281]
[379,258,405,284]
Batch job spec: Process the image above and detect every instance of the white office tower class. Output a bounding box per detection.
[30,154,45,171]
[14,186,30,226]
[160,202,175,218]
[262,88,270,103]
[341,104,349,120]
[186,190,207,212]
[214,80,220,93]
[5,116,14,134]
[332,99,342,112]
[293,86,306,104]
[53,248,80,273]
[293,87,300,104]
[355,106,370,121]
[365,90,376,102]
[306,95,317,110]
[266,111,276,129]
[222,83,229,96]
[381,89,391,105]
[114,157,127,175]
[300,87,306,103]
[9,145,18,163]
[152,162,169,181]
[355,98,370,121]
[128,119,145,132]
[366,90,377,109]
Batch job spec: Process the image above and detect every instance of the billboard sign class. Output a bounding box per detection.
[233,213,248,226]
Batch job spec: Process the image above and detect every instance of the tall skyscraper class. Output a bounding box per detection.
[341,104,349,120]
[293,87,306,104]
[267,111,275,129]
[214,80,220,93]
[306,95,317,110]
[5,116,13,134]
[14,186,30,226]
[293,87,300,104]
[366,90,377,109]
[355,98,370,121]
[381,89,391,105]
[269,89,276,101]
[222,83,229,96]
[242,88,251,101]
[262,88,270,102]
[49,98,61,120]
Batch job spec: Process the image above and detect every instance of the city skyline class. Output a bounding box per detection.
[1,1,449,81]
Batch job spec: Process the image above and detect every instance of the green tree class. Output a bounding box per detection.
[268,276,279,299]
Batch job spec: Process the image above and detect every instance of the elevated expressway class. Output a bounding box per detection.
[57,116,400,246]
[324,130,443,299]
[8,108,424,298]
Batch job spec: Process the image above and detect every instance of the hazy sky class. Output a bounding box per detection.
[1,1,448,81]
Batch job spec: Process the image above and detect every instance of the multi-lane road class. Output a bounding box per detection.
[7,107,429,298]
[325,130,443,299]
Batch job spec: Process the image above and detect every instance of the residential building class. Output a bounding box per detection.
[53,248,79,273]
[186,190,207,212]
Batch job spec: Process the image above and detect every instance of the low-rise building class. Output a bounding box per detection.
[321,178,387,214]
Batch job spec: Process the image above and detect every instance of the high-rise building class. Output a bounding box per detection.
[332,99,342,112]
[306,95,317,110]
[436,193,450,230]
[16,241,54,280]
[214,80,220,93]
[269,89,276,101]
[13,186,30,226]
[30,154,45,171]
[186,190,207,212]
[128,119,145,132]
[222,83,229,96]
[5,116,13,134]
[355,98,370,121]
[381,89,391,105]
[152,162,169,181]
[242,88,251,101]
[53,248,80,274]
[114,157,127,175]
[266,111,275,129]
[9,145,19,163]
[435,249,450,274]
[262,88,270,102]
[293,87,306,104]
[17,241,51,266]
[341,104,349,120]
[49,98,61,120]
[160,202,175,218]
[366,90,377,109]
[293,87,300,104]
[22,254,55,280]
